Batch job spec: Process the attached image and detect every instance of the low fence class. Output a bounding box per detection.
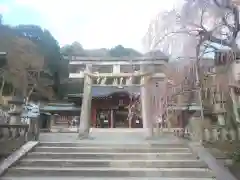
[0,124,28,157]
[202,127,240,142]
[172,127,240,142]
[0,119,40,157]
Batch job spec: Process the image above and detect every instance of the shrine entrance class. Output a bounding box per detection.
[93,91,141,128]
[97,109,110,128]
[114,106,129,128]
[68,57,168,139]
[96,108,129,128]
[79,65,164,138]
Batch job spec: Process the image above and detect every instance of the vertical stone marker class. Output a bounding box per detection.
[78,64,93,139]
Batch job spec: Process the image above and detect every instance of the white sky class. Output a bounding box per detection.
[2,0,178,51]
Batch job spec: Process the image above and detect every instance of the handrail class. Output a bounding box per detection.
[0,123,30,157]
[0,124,29,141]
[0,119,40,141]
[0,124,28,128]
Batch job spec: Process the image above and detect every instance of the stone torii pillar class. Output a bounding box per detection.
[78,64,93,139]
[140,65,153,139]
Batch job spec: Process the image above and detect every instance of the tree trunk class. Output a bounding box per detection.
[25,84,36,104]
[0,77,5,105]
[0,77,5,96]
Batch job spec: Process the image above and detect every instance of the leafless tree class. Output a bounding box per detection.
[143,0,240,60]
[0,25,52,103]
[142,0,240,131]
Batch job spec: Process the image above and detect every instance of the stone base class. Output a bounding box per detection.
[143,128,154,140]
[78,131,94,140]
[145,136,154,140]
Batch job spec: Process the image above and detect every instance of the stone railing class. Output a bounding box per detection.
[0,124,28,157]
[202,127,240,142]
[172,126,240,143]
[0,119,40,158]
[172,128,189,136]
[0,124,28,140]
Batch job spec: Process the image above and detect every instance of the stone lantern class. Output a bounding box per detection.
[7,97,25,138]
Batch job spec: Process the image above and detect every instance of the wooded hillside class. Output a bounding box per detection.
[0,15,143,101]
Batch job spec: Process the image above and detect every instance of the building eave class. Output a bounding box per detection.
[67,86,140,99]
[0,52,7,56]
[40,106,81,112]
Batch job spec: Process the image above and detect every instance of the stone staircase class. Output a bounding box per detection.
[2,142,215,179]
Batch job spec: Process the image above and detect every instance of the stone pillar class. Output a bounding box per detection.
[49,115,55,132]
[217,114,225,126]
[110,109,114,128]
[9,115,21,125]
[166,108,171,131]
[78,65,93,139]
[26,117,40,141]
[8,114,21,138]
[140,65,153,138]
[230,87,240,123]
[128,112,132,128]
[188,117,203,141]
[9,104,23,124]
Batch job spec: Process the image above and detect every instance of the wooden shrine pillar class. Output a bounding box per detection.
[78,64,93,139]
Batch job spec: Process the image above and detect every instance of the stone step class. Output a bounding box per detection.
[18,159,208,168]
[26,152,196,160]
[1,177,215,180]
[39,142,188,148]
[34,146,191,153]
[5,167,215,178]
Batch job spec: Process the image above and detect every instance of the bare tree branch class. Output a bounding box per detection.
[213,0,232,9]
[213,0,240,41]
[153,29,201,49]
[200,8,207,30]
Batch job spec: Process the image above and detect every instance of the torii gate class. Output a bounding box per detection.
[68,57,167,139]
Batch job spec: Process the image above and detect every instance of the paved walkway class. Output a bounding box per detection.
[40,128,184,145]
[3,128,238,180]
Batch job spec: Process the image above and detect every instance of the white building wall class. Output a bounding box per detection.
[113,65,120,73]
